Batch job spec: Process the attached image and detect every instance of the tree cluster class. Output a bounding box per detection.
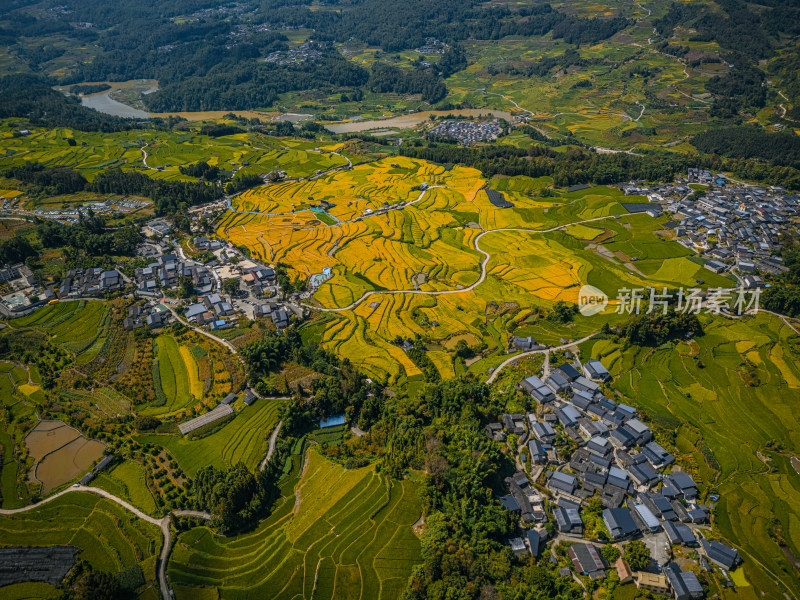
[193,462,281,534]
[762,245,800,317]
[361,378,584,599]
[547,300,578,324]
[37,218,142,257]
[144,53,368,113]
[179,160,222,180]
[240,326,380,429]
[367,63,447,104]
[56,560,128,600]
[89,168,224,215]
[622,310,703,347]
[6,162,88,196]
[0,236,36,265]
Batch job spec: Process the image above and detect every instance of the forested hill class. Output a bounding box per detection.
[653,0,800,62]
[0,0,630,112]
[0,74,135,132]
[692,127,800,171]
[257,0,629,51]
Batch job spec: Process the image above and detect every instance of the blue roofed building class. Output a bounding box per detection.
[320,414,346,428]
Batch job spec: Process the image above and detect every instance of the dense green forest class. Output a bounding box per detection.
[0,0,630,112]
[0,74,135,132]
[692,127,800,170]
[143,51,369,112]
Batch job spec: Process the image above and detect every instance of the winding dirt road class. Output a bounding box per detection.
[259,420,283,471]
[0,485,211,600]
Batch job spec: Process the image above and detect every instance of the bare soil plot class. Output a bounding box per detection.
[25,420,106,492]
[24,421,81,458]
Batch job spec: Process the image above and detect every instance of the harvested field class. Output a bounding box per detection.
[34,438,105,492]
[25,421,105,492]
[24,421,81,459]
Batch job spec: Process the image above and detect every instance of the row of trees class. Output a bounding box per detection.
[401,142,694,187]
[401,138,800,190]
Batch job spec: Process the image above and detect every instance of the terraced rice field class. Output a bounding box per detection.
[136,399,281,476]
[93,460,158,516]
[12,300,109,356]
[169,449,421,600]
[149,335,202,415]
[0,122,347,183]
[581,313,800,599]
[224,163,736,382]
[0,492,161,595]
[25,420,105,493]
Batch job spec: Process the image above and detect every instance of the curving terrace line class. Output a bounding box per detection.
[306,213,641,313]
[226,184,446,225]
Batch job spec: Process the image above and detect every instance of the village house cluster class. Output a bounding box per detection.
[0,263,55,316]
[428,119,503,145]
[1,197,149,225]
[265,41,326,65]
[414,37,449,54]
[59,267,124,298]
[130,226,299,333]
[486,354,741,599]
[624,169,800,289]
[134,252,215,298]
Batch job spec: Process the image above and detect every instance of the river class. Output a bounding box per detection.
[81,91,152,119]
